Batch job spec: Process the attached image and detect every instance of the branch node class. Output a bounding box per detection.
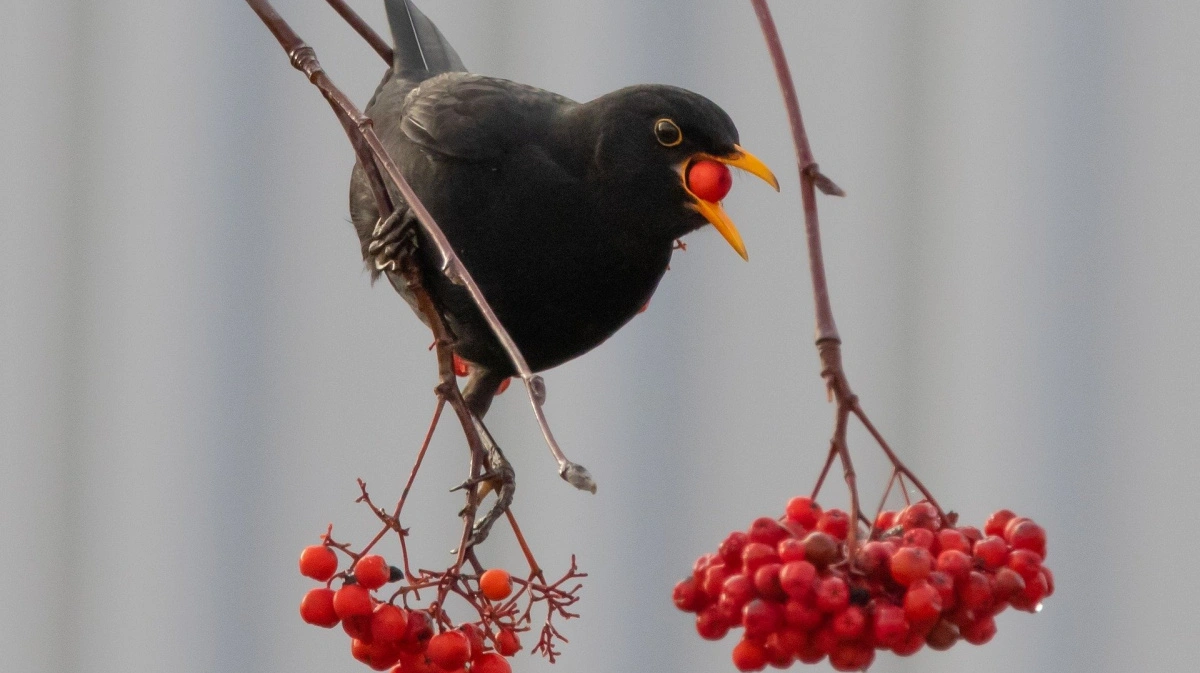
[804,163,845,197]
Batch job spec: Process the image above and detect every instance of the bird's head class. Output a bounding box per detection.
[579,85,779,260]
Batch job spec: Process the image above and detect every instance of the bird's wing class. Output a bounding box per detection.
[385,0,466,79]
[399,74,575,163]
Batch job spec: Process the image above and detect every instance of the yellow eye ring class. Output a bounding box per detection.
[654,118,683,147]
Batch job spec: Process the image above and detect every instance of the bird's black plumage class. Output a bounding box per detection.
[350,0,774,394]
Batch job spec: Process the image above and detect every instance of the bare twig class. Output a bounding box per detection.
[324,0,393,62]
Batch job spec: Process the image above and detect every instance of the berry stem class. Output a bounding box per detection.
[851,406,947,522]
[506,509,545,581]
[751,0,949,531]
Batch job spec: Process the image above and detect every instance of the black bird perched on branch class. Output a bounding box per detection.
[349,0,777,527]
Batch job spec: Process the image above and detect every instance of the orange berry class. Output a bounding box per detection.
[479,568,513,601]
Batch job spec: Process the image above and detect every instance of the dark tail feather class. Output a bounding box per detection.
[385,0,466,79]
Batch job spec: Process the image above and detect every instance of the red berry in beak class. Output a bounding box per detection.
[687,159,733,202]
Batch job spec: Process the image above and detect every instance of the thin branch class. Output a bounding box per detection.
[324,0,393,63]
[750,0,844,345]
[751,0,948,533]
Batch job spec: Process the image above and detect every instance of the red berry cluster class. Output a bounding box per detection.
[299,546,521,672]
[673,498,1052,671]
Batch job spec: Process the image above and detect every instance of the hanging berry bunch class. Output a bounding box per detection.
[674,497,1052,671]
[296,482,585,671]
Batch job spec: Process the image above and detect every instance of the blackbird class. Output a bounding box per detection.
[348,1,776,534]
[350,0,777,411]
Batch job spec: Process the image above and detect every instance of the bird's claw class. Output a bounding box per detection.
[369,210,417,272]
[463,463,516,547]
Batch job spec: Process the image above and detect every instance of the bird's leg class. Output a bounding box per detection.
[453,368,516,546]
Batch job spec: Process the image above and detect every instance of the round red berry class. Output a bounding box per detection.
[752,563,786,600]
[354,554,391,591]
[673,576,704,612]
[400,610,434,653]
[742,599,783,639]
[783,598,824,631]
[731,637,768,672]
[748,517,790,546]
[903,581,943,627]
[719,531,750,569]
[936,549,972,579]
[426,631,471,670]
[333,584,374,619]
[300,587,339,628]
[763,631,798,669]
[457,623,485,660]
[777,537,807,563]
[891,628,926,656]
[829,642,874,672]
[494,628,521,656]
[1040,566,1055,597]
[299,545,339,582]
[370,603,408,644]
[693,552,719,578]
[1006,519,1047,559]
[719,573,756,613]
[898,501,940,531]
[778,560,817,599]
[902,527,937,552]
[854,540,892,579]
[960,615,997,645]
[973,535,1009,570]
[984,509,1017,537]
[993,566,1027,602]
[352,638,401,671]
[937,528,971,554]
[741,542,781,573]
[874,510,898,533]
[815,576,850,614]
[927,570,957,611]
[696,606,730,640]
[785,496,822,529]
[702,564,731,598]
[831,605,866,640]
[958,571,994,612]
[871,603,908,647]
[471,652,512,673]
[1007,548,1043,581]
[816,509,850,540]
[890,546,933,586]
[687,160,733,203]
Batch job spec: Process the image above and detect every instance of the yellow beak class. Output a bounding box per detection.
[681,145,779,261]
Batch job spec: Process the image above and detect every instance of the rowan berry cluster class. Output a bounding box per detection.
[299,545,523,672]
[673,497,1052,671]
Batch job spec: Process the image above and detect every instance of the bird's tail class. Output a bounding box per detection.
[385,0,466,80]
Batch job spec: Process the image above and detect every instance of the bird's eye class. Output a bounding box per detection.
[654,118,683,147]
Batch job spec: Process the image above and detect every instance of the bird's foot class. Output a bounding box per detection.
[368,209,417,272]
[452,429,516,548]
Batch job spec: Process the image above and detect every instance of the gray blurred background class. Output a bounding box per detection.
[4,1,1199,672]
